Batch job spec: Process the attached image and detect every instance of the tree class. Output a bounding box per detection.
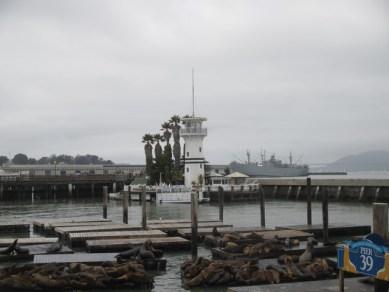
[0,156,9,166]
[170,115,181,168]
[12,153,29,164]
[161,122,172,144]
[224,167,231,175]
[142,134,154,183]
[153,134,164,161]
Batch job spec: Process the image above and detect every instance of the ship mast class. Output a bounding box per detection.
[192,68,195,117]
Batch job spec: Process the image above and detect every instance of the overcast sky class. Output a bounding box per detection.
[0,0,388,165]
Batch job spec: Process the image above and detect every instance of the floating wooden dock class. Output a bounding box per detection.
[276,223,371,237]
[0,237,58,247]
[178,226,269,239]
[86,236,191,252]
[0,244,73,262]
[32,218,112,233]
[34,252,119,264]
[147,221,233,232]
[147,219,221,225]
[0,223,30,233]
[68,230,167,247]
[178,227,310,239]
[227,278,371,292]
[55,224,143,238]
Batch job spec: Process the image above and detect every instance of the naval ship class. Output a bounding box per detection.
[229,151,309,177]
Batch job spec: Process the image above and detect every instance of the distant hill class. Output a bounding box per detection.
[325,150,389,171]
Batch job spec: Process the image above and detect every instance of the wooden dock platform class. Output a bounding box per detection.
[86,236,191,252]
[34,252,118,264]
[0,223,30,233]
[32,218,112,233]
[147,221,233,232]
[55,224,143,238]
[178,227,310,240]
[177,226,269,238]
[227,278,371,292]
[0,237,58,247]
[68,230,167,247]
[276,223,371,237]
[0,244,73,262]
[147,219,221,225]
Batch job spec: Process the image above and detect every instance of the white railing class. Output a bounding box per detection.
[205,184,260,192]
[180,128,207,136]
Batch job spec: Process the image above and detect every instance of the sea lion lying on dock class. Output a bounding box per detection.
[0,261,153,290]
[0,239,18,255]
[181,256,335,288]
[115,240,163,262]
[46,239,63,253]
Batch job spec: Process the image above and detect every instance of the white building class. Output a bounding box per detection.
[180,116,207,188]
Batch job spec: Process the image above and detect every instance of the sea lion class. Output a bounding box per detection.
[137,246,155,261]
[14,244,30,255]
[212,227,221,237]
[299,238,315,263]
[115,246,139,260]
[0,239,18,255]
[46,239,63,253]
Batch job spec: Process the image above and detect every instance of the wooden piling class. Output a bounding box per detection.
[103,186,108,219]
[338,269,344,292]
[322,187,329,244]
[191,185,199,259]
[141,186,147,229]
[259,184,266,227]
[373,203,389,292]
[123,190,129,224]
[306,178,312,225]
[218,186,224,222]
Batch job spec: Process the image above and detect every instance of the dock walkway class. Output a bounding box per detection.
[86,236,190,252]
[276,223,371,237]
[0,237,58,247]
[227,278,371,292]
[147,221,232,232]
[34,253,118,264]
[68,230,167,247]
[55,224,143,237]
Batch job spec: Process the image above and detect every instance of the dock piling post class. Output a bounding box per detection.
[272,185,278,198]
[373,203,389,292]
[123,190,129,224]
[103,186,108,219]
[191,184,199,259]
[91,183,95,196]
[322,187,329,244]
[375,187,381,202]
[307,178,312,225]
[259,184,266,227]
[338,269,344,292]
[112,182,117,193]
[218,186,224,222]
[296,186,302,200]
[286,185,292,199]
[0,184,3,200]
[141,186,147,229]
[359,186,365,201]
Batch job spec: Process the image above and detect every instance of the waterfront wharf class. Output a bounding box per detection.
[276,223,371,238]
[55,224,143,238]
[227,277,371,292]
[33,218,112,233]
[68,230,167,247]
[177,227,312,240]
[86,236,191,252]
[0,223,30,234]
[0,237,58,247]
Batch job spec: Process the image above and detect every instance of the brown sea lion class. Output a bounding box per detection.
[0,239,18,255]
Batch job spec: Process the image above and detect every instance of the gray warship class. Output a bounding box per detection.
[229,151,309,177]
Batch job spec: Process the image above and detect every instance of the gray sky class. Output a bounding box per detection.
[0,0,388,165]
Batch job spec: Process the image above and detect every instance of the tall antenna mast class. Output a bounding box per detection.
[192,68,195,117]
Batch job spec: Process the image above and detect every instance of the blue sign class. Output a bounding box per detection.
[338,234,389,278]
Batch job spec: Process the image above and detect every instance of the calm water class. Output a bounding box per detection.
[0,195,373,291]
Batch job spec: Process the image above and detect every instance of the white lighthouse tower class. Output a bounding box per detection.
[180,70,207,189]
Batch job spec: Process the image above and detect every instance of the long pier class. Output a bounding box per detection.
[207,177,389,202]
[0,174,130,199]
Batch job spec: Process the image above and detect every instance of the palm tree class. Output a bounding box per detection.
[153,134,164,161]
[142,134,154,179]
[161,122,172,145]
[170,115,181,168]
